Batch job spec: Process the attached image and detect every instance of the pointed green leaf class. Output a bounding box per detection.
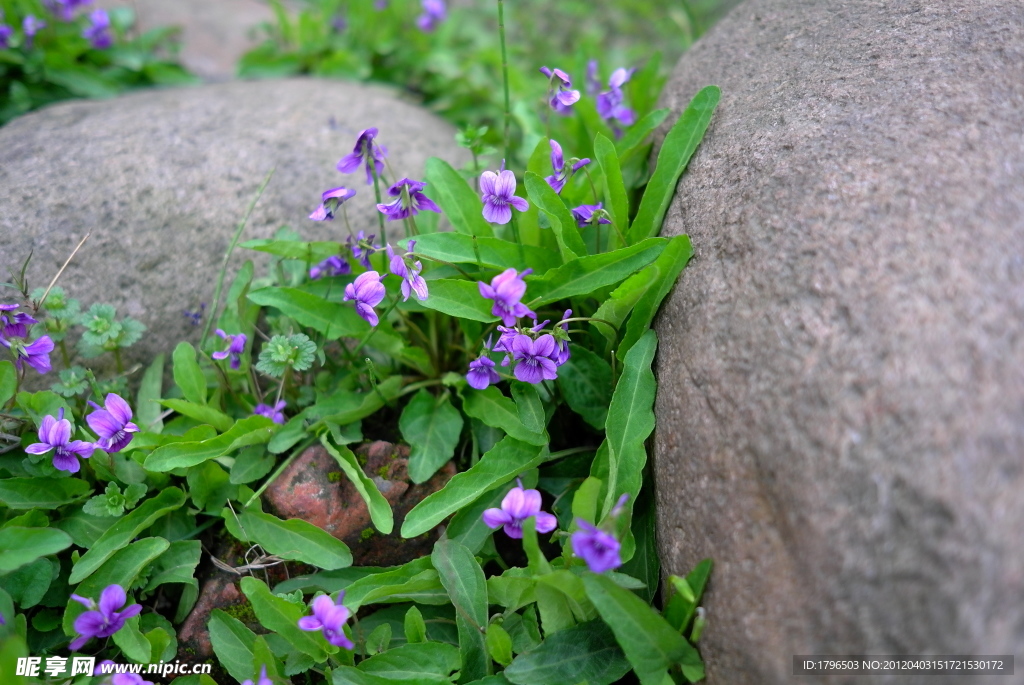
[0,361,17,407]
[628,86,720,243]
[407,234,560,274]
[144,415,276,471]
[404,606,427,644]
[556,348,612,430]
[247,286,370,340]
[487,624,514,667]
[461,386,547,446]
[528,239,667,307]
[402,437,547,538]
[224,508,352,570]
[0,527,71,572]
[241,238,341,262]
[208,609,257,683]
[158,399,234,432]
[425,157,494,237]
[592,267,660,347]
[0,478,91,510]
[616,108,671,158]
[594,134,629,241]
[511,383,544,434]
[172,342,206,405]
[112,614,151,663]
[618,235,693,360]
[321,435,394,534]
[400,390,464,484]
[524,172,587,260]
[418,279,498,323]
[240,576,328,661]
[136,354,165,432]
[432,539,488,681]
[343,557,446,611]
[503,619,630,685]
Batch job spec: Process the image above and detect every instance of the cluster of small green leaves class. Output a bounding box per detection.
[0,0,195,126]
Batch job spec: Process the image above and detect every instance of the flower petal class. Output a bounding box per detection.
[99,585,127,617]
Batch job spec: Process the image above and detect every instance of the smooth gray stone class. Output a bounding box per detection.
[654,1,1024,683]
[0,78,466,379]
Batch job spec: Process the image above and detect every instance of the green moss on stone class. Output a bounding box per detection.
[222,600,258,625]
[360,528,375,541]
[327,471,342,483]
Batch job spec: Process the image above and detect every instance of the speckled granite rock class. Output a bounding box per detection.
[0,78,466,376]
[653,1,1024,683]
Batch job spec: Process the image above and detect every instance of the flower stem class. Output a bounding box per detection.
[372,168,386,236]
[497,0,512,163]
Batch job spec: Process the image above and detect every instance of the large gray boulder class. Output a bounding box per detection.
[0,78,466,375]
[653,1,1024,683]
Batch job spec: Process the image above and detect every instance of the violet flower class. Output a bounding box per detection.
[344,271,387,326]
[554,309,572,366]
[482,480,557,539]
[212,329,247,370]
[416,0,446,32]
[337,127,387,185]
[387,241,428,302]
[347,231,381,269]
[585,59,602,95]
[596,67,637,131]
[544,140,590,195]
[478,268,535,326]
[1,334,54,374]
[480,169,529,225]
[571,203,611,228]
[44,0,91,22]
[69,585,141,651]
[298,592,354,649]
[0,24,12,49]
[254,400,286,425]
[309,186,356,221]
[0,303,37,339]
[376,178,441,221]
[83,8,112,49]
[375,0,388,9]
[511,334,559,384]
[331,13,347,33]
[466,355,500,390]
[539,66,580,114]
[241,665,272,685]
[22,15,45,48]
[26,408,95,473]
[86,393,139,453]
[309,255,351,280]
[183,303,206,326]
[571,519,622,573]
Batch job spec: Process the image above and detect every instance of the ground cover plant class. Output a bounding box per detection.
[0,0,194,125]
[0,1,721,683]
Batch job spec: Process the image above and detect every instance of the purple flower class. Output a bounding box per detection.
[0,303,37,339]
[27,408,95,473]
[298,592,354,649]
[212,329,247,370]
[511,334,558,384]
[254,400,286,425]
[109,675,153,685]
[69,585,142,651]
[241,665,272,685]
[347,231,381,269]
[22,15,45,48]
[387,241,428,301]
[416,0,446,31]
[83,8,112,49]
[571,203,611,228]
[466,355,500,390]
[376,178,441,221]
[554,309,572,366]
[478,268,535,326]
[374,0,388,9]
[183,303,206,326]
[596,67,637,131]
[482,480,557,539]
[585,59,602,95]
[86,393,139,453]
[1,334,54,374]
[44,0,91,22]
[544,140,590,195]
[570,519,622,573]
[309,186,356,221]
[0,24,12,49]
[539,66,580,114]
[480,169,529,225]
[331,13,347,33]
[309,255,351,280]
[344,271,387,326]
[337,127,387,185]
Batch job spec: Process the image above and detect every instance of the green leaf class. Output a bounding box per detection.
[321,436,394,534]
[343,557,447,611]
[404,606,427,644]
[511,383,544,434]
[617,490,660,602]
[400,390,463,484]
[618,235,693,360]
[594,134,630,241]
[187,461,236,512]
[112,615,152,663]
[419,279,498,323]
[145,415,276,471]
[664,559,713,634]
[248,287,370,340]
[240,576,328,662]
[230,446,276,484]
[144,540,202,592]
[556,348,612,430]
[172,342,206,405]
[2,559,53,609]
[461,386,547,446]
[402,437,547,538]
[616,108,671,158]
[446,487,508,554]
[0,361,16,407]
[535,583,575,636]
[406,233,560,274]
[425,157,494,237]
[601,330,657,521]
[487,623,514,667]
[158,399,234,432]
[69,487,186,584]
[528,239,667,307]
[0,478,90,510]
[487,573,536,613]
[0,527,72,572]
[503,619,631,685]
[628,85,720,243]
[312,376,404,426]
[524,172,587,260]
[241,239,341,263]
[582,574,702,684]
[359,641,461,681]
[365,623,392,655]
[571,477,603,526]
[208,609,257,683]
[224,508,352,570]
[592,267,660,347]
[432,539,489,682]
